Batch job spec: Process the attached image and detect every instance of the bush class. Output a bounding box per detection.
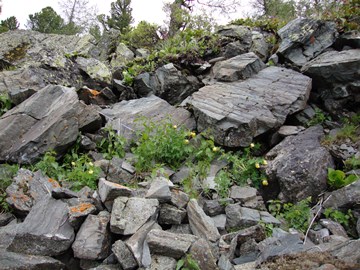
[122,21,160,49]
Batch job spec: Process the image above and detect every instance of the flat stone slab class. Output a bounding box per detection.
[184,66,311,147]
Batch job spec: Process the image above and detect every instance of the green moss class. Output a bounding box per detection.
[3,43,29,62]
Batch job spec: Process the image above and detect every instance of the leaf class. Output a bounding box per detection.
[176,259,185,270]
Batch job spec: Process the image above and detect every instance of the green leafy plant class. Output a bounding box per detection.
[327,168,357,189]
[0,93,12,117]
[0,164,19,212]
[268,197,312,233]
[32,151,66,181]
[176,254,200,270]
[344,156,360,170]
[97,126,127,160]
[306,108,330,127]
[259,221,274,237]
[324,208,354,228]
[214,170,232,199]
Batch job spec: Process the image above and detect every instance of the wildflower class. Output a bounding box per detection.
[262,179,269,186]
[212,146,220,152]
[190,131,196,138]
[88,162,93,166]
[71,161,76,166]
[250,143,255,148]
[255,163,260,169]
[88,169,94,175]
[262,160,268,165]
[184,139,189,144]
[173,125,177,129]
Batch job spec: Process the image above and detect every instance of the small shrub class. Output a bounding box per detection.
[32,151,66,181]
[97,126,127,160]
[0,93,12,117]
[0,164,19,212]
[306,108,330,127]
[327,168,357,189]
[324,208,354,228]
[344,156,360,170]
[176,254,200,270]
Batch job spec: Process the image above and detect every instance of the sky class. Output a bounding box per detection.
[0,0,254,29]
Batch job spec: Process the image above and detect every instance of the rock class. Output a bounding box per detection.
[113,79,137,101]
[76,57,112,84]
[158,203,187,225]
[170,189,190,209]
[308,228,330,244]
[0,251,65,270]
[259,211,281,226]
[148,255,177,270]
[110,43,134,68]
[67,200,97,229]
[72,211,111,260]
[278,125,306,137]
[183,66,311,147]
[8,197,75,256]
[225,204,260,229]
[77,102,103,133]
[146,229,197,259]
[51,187,78,199]
[7,88,36,105]
[170,166,192,185]
[187,199,220,243]
[357,218,360,237]
[0,212,14,227]
[211,214,227,231]
[101,95,195,142]
[5,169,59,216]
[265,126,334,202]
[319,219,349,238]
[0,85,87,164]
[112,240,138,270]
[212,52,266,82]
[146,177,172,203]
[189,238,218,270]
[250,31,269,61]
[110,197,159,235]
[335,30,360,49]
[323,179,360,209]
[96,158,135,186]
[329,239,360,264]
[168,224,193,235]
[229,186,257,203]
[203,159,228,190]
[203,199,232,217]
[217,25,252,48]
[98,178,134,211]
[223,41,249,59]
[277,18,337,66]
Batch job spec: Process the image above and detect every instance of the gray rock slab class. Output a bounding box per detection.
[260,211,281,226]
[76,57,112,84]
[110,197,159,235]
[187,199,220,243]
[278,125,305,137]
[168,224,193,235]
[158,203,186,225]
[211,214,227,231]
[101,95,196,142]
[203,199,232,217]
[72,211,111,260]
[98,178,134,211]
[7,197,75,256]
[329,239,360,264]
[67,200,97,230]
[170,189,190,209]
[212,52,266,82]
[319,219,349,239]
[0,251,65,270]
[225,204,260,229]
[146,177,172,203]
[266,125,334,202]
[277,18,337,66]
[229,186,257,203]
[0,85,83,164]
[112,240,138,270]
[148,255,177,270]
[146,229,197,259]
[183,66,311,147]
[189,238,218,270]
[110,42,134,68]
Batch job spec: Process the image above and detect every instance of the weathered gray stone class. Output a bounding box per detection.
[203,199,232,217]
[184,66,311,147]
[250,31,270,61]
[217,25,252,46]
[72,211,111,260]
[189,238,218,270]
[76,57,112,84]
[170,189,190,209]
[110,43,134,68]
[0,212,14,227]
[146,177,172,202]
[211,214,227,231]
[67,200,97,229]
[0,85,85,164]
[51,187,78,199]
[146,229,197,259]
[101,95,195,142]
[308,228,330,244]
[203,159,228,190]
[112,240,138,270]
[96,158,135,186]
[335,30,360,49]
[225,204,260,229]
[266,126,334,202]
[277,18,337,66]
[0,251,65,270]
[229,186,257,203]
[329,239,360,264]
[187,199,220,243]
[259,211,281,226]
[320,219,349,239]
[212,52,266,82]
[8,197,75,256]
[98,178,134,211]
[110,197,159,235]
[158,203,186,225]
[168,224,193,235]
[278,125,306,137]
[223,41,248,59]
[148,255,177,270]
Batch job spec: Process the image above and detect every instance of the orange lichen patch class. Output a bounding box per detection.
[88,89,101,96]
[11,193,31,202]
[110,182,131,189]
[69,203,94,214]
[48,178,61,188]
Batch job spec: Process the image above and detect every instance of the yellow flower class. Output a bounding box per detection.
[173,125,177,129]
[71,161,76,166]
[184,139,189,144]
[88,162,93,166]
[262,179,269,186]
[190,131,196,138]
[212,147,219,152]
[250,143,255,148]
[88,170,94,175]
[262,160,268,165]
[255,163,260,169]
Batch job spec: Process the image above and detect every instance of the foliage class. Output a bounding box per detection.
[122,21,160,49]
[322,114,359,145]
[176,254,200,270]
[231,16,286,33]
[327,168,357,189]
[132,119,194,172]
[96,126,127,160]
[259,221,274,237]
[252,0,297,22]
[324,208,354,228]
[26,7,66,34]
[214,170,232,198]
[344,156,360,170]
[0,164,19,213]
[106,0,134,33]
[0,16,19,33]
[0,93,12,117]
[268,197,312,233]
[306,108,330,127]
[32,151,66,181]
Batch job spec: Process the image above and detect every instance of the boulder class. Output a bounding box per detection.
[76,57,112,85]
[225,204,260,229]
[7,197,75,256]
[145,177,172,203]
[217,25,253,49]
[110,43,134,68]
[112,240,138,270]
[0,85,98,164]
[229,186,257,204]
[170,189,190,209]
[98,178,134,211]
[329,239,360,264]
[335,30,360,49]
[72,211,111,260]
[189,238,218,270]
[265,126,334,202]
[184,66,311,147]
[146,229,198,259]
[211,52,266,82]
[148,255,177,270]
[101,95,196,142]
[323,179,360,209]
[110,197,159,235]
[67,200,97,230]
[158,203,187,225]
[277,18,337,66]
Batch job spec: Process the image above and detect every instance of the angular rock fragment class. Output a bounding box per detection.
[225,204,260,229]
[189,238,218,270]
[148,255,177,270]
[112,240,138,270]
[229,186,257,204]
[158,203,186,225]
[98,178,134,211]
[146,177,172,203]
[67,200,97,229]
[170,189,190,209]
[72,211,111,260]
